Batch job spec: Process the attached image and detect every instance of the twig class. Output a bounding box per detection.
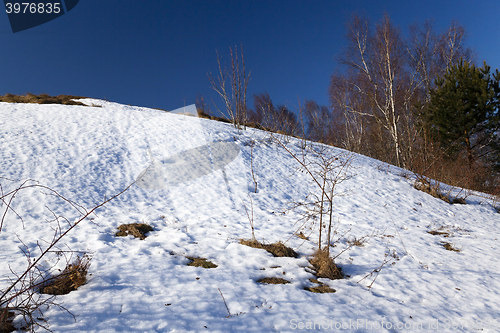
[249,140,258,193]
[0,166,147,332]
[218,288,231,318]
[357,256,394,288]
[240,195,255,240]
[384,205,409,256]
[357,240,400,289]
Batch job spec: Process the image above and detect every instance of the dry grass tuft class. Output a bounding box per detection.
[186,257,217,269]
[428,230,450,237]
[0,309,15,333]
[40,255,91,295]
[346,236,366,247]
[296,232,309,240]
[309,249,342,280]
[115,223,153,240]
[239,239,298,258]
[304,285,336,293]
[257,277,290,284]
[442,242,460,252]
[305,278,336,293]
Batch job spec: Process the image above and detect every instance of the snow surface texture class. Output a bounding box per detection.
[1,99,499,332]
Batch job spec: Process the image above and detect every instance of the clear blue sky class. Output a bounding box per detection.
[1,0,499,113]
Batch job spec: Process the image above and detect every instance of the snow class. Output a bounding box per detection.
[1,99,499,332]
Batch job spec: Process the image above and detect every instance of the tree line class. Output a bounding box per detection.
[199,14,500,194]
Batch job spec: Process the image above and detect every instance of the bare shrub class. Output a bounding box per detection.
[303,100,342,146]
[195,93,211,118]
[208,45,250,129]
[272,135,354,254]
[409,120,498,196]
[0,177,137,331]
[250,93,299,136]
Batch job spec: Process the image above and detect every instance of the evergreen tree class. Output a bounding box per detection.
[424,59,500,170]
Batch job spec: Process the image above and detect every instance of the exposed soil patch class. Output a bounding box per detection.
[115,223,153,240]
[40,255,91,295]
[257,277,290,285]
[186,257,217,268]
[239,239,298,258]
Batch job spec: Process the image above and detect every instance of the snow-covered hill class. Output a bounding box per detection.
[1,99,499,332]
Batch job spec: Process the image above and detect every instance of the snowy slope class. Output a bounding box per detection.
[1,100,499,332]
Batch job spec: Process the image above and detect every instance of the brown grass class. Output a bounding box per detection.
[346,236,366,247]
[304,285,336,293]
[257,277,290,284]
[186,257,217,269]
[309,249,342,280]
[0,93,89,106]
[296,232,309,240]
[115,223,153,240]
[239,239,298,258]
[40,255,91,295]
[0,309,15,333]
[428,230,450,237]
[305,278,336,293]
[442,242,460,252]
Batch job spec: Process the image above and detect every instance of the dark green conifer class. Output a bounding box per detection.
[424,59,500,170]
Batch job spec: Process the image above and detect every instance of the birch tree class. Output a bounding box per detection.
[330,14,473,168]
[208,45,250,129]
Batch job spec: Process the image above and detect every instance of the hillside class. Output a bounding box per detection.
[1,99,499,332]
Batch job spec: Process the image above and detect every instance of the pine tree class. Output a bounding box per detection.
[424,59,500,170]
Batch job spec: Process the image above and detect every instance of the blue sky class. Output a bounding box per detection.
[1,0,499,113]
